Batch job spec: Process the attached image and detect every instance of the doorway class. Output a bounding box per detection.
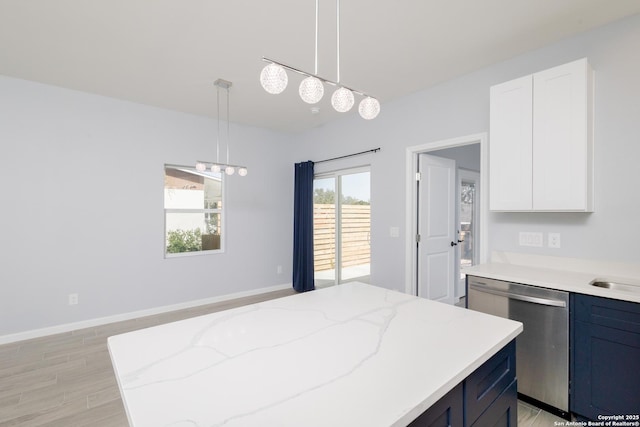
[457,169,480,297]
[405,133,488,300]
[313,168,371,287]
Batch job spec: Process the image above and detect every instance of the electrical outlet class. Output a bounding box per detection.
[390,227,399,238]
[277,265,283,275]
[68,293,79,305]
[519,232,543,247]
[548,233,561,248]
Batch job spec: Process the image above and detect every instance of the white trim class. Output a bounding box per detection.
[0,283,292,345]
[405,133,488,295]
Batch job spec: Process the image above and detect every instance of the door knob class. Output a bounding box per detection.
[450,241,457,247]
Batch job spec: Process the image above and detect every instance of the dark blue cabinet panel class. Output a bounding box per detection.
[409,340,517,427]
[469,380,517,427]
[465,340,517,424]
[571,294,640,420]
[409,383,464,427]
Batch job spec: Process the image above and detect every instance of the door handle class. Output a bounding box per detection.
[450,241,457,247]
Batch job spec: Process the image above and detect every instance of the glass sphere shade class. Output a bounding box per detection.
[225,166,235,175]
[299,76,324,104]
[238,167,248,176]
[331,87,355,112]
[196,162,206,172]
[260,64,288,94]
[358,97,380,120]
[211,164,221,173]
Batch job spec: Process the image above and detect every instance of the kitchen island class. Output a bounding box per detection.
[108,282,522,427]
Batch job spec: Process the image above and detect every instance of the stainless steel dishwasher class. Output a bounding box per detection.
[467,275,569,415]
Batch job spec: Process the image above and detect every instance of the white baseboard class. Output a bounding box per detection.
[0,283,293,345]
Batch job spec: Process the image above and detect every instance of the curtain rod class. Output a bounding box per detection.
[314,148,381,164]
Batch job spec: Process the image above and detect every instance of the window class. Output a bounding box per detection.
[164,164,224,256]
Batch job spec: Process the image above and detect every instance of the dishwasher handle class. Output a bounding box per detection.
[469,283,567,308]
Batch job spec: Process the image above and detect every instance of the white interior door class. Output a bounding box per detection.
[418,154,456,304]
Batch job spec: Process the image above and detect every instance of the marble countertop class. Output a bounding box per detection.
[464,262,640,303]
[108,282,522,427]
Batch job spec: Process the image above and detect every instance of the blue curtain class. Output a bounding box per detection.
[293,161,315,292]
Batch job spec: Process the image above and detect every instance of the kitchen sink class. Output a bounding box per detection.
[590,279,640,293]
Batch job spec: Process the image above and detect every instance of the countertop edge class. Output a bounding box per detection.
[464,264,640,304]
[394,323,523,427]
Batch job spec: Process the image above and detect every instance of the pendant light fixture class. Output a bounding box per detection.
[260,0,380,120]
[196,79,248,177]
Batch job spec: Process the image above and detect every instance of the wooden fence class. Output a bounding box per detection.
[314,204,370,272]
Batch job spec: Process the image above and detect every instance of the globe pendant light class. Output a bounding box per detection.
[299,76,324,104]
[260,63,288,94]
[331,87,354,112]
[359,96,380,120]
[259,0,380,120]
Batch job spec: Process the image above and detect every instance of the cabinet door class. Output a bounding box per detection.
[532,58,593,211]
[408,383,463,427]
[572,294,640,419]
[469,380,517,427]
[489,75,533,211]
[465,340,516,423]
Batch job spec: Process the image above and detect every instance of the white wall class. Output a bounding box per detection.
[0,76,295,336]
[294,13,640,292]
[3,13,640,337]
[428,145,481,172]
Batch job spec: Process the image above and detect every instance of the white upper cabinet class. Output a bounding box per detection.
[489,58,594,212]
[489,75,533,211]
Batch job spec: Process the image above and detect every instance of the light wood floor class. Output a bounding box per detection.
[1,287,564,427]
[0,288,296,427]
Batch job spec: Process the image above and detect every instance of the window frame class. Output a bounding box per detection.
[163,164,226,258]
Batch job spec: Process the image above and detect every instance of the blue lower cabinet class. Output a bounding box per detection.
[465,340,516,424]
[571,294,640,420]
[469,380,517,427]
[409,340,517,427]
[409,384,464,427]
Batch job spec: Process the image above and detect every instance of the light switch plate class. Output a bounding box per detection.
[519,232,543,247]
[390,227,400,238]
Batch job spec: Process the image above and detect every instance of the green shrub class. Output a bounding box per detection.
[166,229,202,253]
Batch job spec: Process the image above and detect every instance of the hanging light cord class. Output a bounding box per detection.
[336,0,340,83]
[314,0,319,75]
[197,79,247,175]
[216,85,220,163]
[226,85,230,165]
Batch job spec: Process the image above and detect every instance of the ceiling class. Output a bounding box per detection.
[1,1,639,133]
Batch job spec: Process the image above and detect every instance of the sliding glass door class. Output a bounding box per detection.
[313,168,370,287]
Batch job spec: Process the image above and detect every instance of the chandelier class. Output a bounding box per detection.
[259,0,380,120]
[196,79,248,176]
